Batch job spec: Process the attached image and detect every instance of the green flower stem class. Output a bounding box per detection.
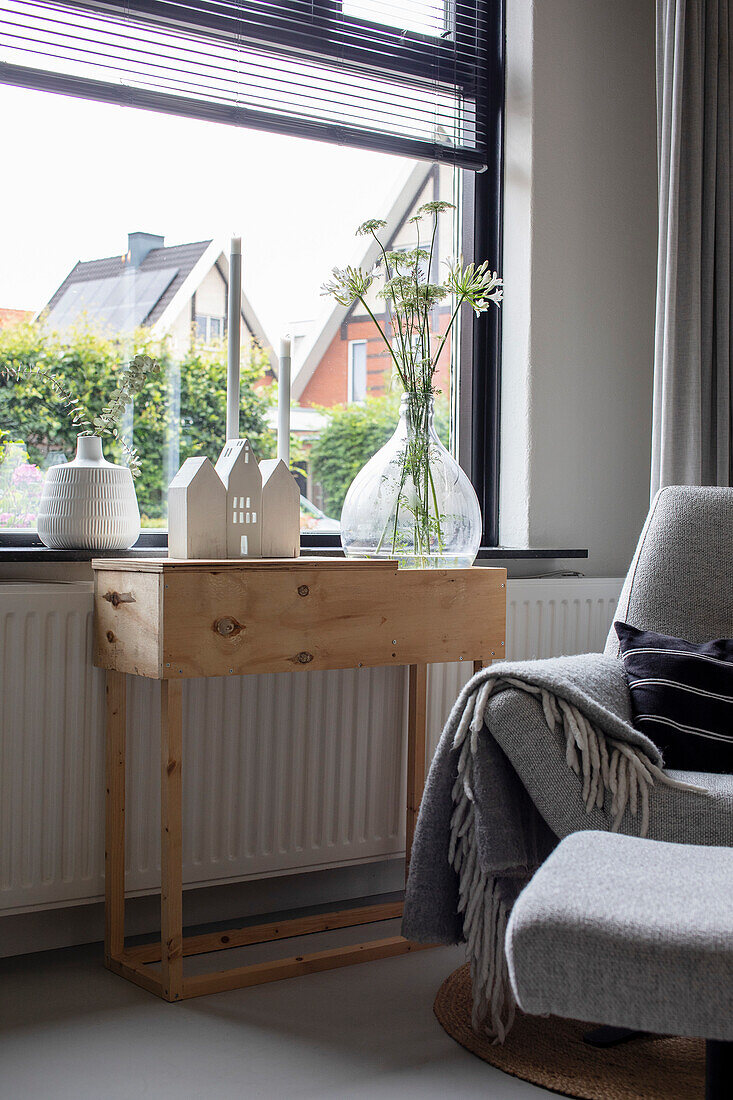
[370,228,409,372]
[432,292,466,368]
[354,293,404,381]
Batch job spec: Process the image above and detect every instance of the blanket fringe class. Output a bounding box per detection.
[449,676,703,1041]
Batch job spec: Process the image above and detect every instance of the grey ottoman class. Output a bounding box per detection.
[505,831,733,1099]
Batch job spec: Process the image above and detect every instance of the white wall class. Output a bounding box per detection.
[500,0,658,577]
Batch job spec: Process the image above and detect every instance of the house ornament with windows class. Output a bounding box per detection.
[167,439,300,560]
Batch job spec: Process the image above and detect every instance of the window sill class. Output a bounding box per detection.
[0,537,588,563]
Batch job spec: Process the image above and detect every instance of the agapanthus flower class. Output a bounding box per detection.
[445,260,503,315]
[321,265,374,307]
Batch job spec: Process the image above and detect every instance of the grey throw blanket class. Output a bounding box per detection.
[402,654,704,1041]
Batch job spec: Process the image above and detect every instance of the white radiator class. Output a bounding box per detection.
[0,575,622,916]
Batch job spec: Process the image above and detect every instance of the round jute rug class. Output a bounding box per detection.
[434,965,704,1100]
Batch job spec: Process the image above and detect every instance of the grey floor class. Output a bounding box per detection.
[0,928,564,1100]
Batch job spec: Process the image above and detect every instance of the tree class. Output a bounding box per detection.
[0,320,274,524]
[309,393,450,517]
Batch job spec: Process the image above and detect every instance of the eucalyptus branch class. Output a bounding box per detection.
[1,352,159,478]
[1,361,89,429]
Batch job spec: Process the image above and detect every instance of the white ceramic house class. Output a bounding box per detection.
[215,439,263,558]
[168,456,226,559]
[260,459,300,558]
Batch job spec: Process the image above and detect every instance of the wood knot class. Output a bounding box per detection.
[103,590,135,608]
[297,585,309,597]
[295,651,313,665]
[106,630,116,643]
[213,616,242,637]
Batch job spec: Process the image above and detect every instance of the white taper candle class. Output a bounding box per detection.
[226,236,242,441]
[277,336,292,467]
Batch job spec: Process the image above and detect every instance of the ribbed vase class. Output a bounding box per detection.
[37,435,140,550]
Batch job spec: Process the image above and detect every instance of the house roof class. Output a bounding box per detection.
[168,455,223,494]
[40,237,278,372]
[215,438,261,487]
[43,240,211,331]
[291,160,434,402]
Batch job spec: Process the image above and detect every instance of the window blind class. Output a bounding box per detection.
[0,0,491,168]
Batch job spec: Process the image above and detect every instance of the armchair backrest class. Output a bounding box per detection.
[604,485,733,656]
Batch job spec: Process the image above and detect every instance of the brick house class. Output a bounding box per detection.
[292,161,455,410]
[0,308,33,330]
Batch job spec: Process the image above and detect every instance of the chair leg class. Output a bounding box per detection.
[706,1039,733,1100]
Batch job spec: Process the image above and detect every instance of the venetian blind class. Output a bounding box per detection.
[0,0,492,168]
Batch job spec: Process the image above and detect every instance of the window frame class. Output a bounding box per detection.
[3,0,492,169]
[0,0,505,553]
[346,339,367,404]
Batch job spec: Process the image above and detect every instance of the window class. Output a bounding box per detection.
[347,341,367,404]
[195,315,225,343]
[0,0,504,547]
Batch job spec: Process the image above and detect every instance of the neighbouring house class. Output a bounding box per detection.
[0,307,33,329]
[40,231,276,367]
[291,161,455,410]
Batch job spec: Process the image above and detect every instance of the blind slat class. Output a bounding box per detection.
[0,0,490,168]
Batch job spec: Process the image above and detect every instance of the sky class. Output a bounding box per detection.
[0,83,417,344]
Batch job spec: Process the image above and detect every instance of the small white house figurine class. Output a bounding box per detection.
[215,438,263,558]
[167,307,301,561]
[168,457,226,559]
[260,458,300,558]
[167,438,301,561]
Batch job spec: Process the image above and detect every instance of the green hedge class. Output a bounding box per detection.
[0,321,274,521]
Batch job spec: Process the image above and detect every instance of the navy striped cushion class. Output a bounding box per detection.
[615,622,733,774]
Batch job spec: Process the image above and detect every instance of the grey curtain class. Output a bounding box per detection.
[653,0,733,493]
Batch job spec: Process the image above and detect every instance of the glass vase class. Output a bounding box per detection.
[340,393,481,568]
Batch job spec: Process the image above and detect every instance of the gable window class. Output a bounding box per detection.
[0,0,503,550]
[347,341,367,404]
[195,314,225,343]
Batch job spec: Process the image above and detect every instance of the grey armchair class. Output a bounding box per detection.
[484,485,733,848]
[404,485,733,1042]
[606,484,733,652]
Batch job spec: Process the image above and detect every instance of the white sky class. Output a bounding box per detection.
[0,83,415,343]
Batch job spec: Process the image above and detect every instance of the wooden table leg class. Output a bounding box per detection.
[406,663,428,874]
[105,670,126,967]
[161,680,183,1001]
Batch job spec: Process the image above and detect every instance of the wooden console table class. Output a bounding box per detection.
[92,557,506,1002]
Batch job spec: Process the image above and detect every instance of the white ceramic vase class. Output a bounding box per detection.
[37,434,140,550]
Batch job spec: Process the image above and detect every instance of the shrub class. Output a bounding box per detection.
[0,320,274,522]
[309,392,450,517]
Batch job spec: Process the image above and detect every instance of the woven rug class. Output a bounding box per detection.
[434,965,704,1099]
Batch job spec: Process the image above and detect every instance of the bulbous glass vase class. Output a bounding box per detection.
[340,393,481,568]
